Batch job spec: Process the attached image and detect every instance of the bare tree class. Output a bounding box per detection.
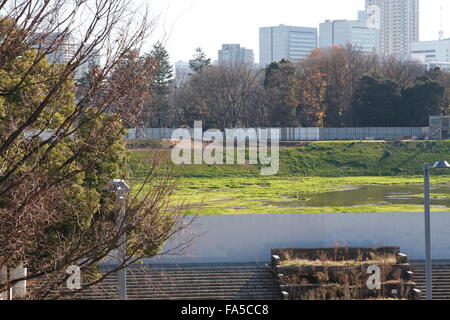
[172,63,265,129]
[378,55,425,87]
[300,45,379,127]
[0,0,195,299]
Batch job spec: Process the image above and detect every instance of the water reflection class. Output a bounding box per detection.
[268,184,450,208]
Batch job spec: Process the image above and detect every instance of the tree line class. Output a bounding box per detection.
[141,45,450,130]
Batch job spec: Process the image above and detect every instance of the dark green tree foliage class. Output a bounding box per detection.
[401,79,445,126]
[150,42,173,96]
[416,68,450,115]
[264,60,299,127]
[189,47,211,73]
[352,73,445,127]
[352,75,402,127]
[147,42,173,126]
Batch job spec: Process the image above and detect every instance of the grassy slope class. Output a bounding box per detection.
[280,141,450,177]
[131,141,450,178]
[129,141,450,215]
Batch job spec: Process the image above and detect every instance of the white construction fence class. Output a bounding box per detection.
[126,127,429,141]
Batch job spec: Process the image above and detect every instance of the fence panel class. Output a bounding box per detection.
[125,127,429,141]
[319,127,428,141]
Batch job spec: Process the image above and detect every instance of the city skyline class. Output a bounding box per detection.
[148,0,449,64]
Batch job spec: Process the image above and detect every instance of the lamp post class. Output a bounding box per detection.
[423,161,450,300]
[107,179,130,301]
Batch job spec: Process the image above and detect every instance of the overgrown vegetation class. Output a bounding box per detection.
[129,141,450,215]
[280,254,398,268]
[275,247,416,300]
[131,141,450,178]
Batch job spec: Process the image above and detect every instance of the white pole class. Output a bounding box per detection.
[424,163,433,300]
[117,190,127,300]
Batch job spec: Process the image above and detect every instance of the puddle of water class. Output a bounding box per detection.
[268,184,450,208]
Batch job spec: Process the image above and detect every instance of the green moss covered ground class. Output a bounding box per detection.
[129,141,450,215]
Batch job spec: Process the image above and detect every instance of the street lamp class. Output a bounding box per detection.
[107,179,130,300]
[423,161,450,300]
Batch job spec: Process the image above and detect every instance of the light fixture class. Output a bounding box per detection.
[432,161,450,170]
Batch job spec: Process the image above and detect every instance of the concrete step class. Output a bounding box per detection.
[99,275,275,281]
[101,272,274,277]
[74,264,282,300]
[82,287,280,294]
[74,292,281,300]
[411,264,450,300]
[91,286,278,293]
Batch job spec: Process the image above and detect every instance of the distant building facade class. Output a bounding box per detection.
[174,60,191,85]
[411,39,450,63]
[218,44,254,66]
[319,19,379,54]
[259,25,318,67]
[365,0,419,57]
[32,32,78,65]
[420,61,450,72]
[32,33,101,79]
[76,50,101,79]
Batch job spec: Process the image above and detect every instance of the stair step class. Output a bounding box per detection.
[74,264,281,301]
[83,287,280,294]
[411,264,450,300]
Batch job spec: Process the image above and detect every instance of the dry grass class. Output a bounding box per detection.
[279,255,397,268]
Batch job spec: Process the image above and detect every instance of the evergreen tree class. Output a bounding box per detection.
[264,60,299,127]
[150,42,173,96]
[147,42,173,126]
[189,47,211,73]
[401,79,445,126]
[351,75,402,127]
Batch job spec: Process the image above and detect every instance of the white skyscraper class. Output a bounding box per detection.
[319,19,379,54]
[76,47,101,79]
[32,33,102,79]
[365,0,419,57]
[259,25,318,67]
[174,60,191,85]
[32,32,78,65]
[218,44,254,66]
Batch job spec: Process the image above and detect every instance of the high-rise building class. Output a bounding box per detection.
[174,60,191,85]
[76,48,101,79]
[218,44,254,66]
[259,25,318,67]
[365,0,419,58]
[32,33,101,79]
[358,10,368,22]
[319,19,379,54]
[32,33,78,65]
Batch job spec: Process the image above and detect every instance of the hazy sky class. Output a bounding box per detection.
[145,0,450,64]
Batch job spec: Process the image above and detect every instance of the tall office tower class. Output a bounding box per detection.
[32,33,101,79]
[259,25,318,67]
[358,10,368,22]
[365,0,419,57]
[319,19,380,54]
[218,44,255,66]
[32,32,78,65]
[174,61,191,85]
[75,48,102,79]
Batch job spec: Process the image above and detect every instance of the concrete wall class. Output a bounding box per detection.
[146,212,450,264]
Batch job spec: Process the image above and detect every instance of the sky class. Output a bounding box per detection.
[143,0,450,64]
